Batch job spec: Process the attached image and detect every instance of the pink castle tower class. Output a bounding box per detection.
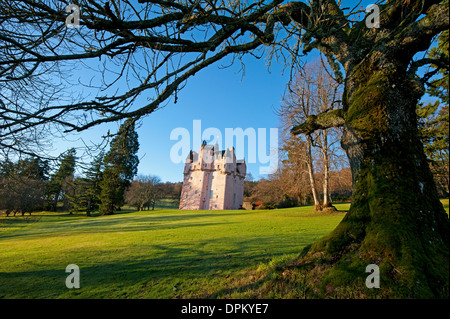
[179,141,246,210]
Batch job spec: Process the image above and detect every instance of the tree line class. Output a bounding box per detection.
[0,118,178,216]
[245,168,352,210]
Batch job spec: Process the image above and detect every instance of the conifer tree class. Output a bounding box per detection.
[67,152,104,216]
[46,148,77,211]
[0,157,49,215]
[99,119,139,215]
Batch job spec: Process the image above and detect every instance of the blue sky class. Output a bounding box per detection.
[47,1,437,183]
[136,53,299,182]
[50,49,308,183]
[122,52,310,183]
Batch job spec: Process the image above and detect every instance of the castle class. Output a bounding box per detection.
[179,141,246,210]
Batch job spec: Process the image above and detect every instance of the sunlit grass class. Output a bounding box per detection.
[1,199,446,299]
[0,203,350,299]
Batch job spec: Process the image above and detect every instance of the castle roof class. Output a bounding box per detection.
[187,143,245,165]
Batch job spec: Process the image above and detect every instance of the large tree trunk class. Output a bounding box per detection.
[300,56,449,298]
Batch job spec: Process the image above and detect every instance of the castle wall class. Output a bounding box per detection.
[179,163,202,210]
[222,174,244,210]
[179,145,245,210]
[208,171,226,210]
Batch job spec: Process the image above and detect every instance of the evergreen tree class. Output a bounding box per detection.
[67,152,104,216]
[99,119,139,215]
[417,30,449,196]
[0,157,49,181]
[15,157,50,181]
[46,148,77,211]
[84,152,104,215]
[0,157,48,215]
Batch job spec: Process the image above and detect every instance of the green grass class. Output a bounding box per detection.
[0,200,446,299]
[0,203,350,299]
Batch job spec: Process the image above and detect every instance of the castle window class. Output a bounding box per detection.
[210,190,213,199]
[233,193,236,204]
[205,163,207,168]
[194,190,198,194]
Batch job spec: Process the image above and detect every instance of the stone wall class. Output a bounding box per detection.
[179,144,246,210]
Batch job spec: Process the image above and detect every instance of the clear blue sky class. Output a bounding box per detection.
[136,53,300,182]
[51,50,315,183]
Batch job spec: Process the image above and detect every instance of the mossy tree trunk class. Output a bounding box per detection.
[286,0,449,297]
[299,51,449,297]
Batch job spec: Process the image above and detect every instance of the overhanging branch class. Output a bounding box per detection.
[291,108,345,135]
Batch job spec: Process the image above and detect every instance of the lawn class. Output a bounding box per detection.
[0,200,447,299]
[0,203,350,299]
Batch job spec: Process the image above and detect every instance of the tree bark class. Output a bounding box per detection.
[306,135,320,211]
[300,53,449,297]
[84,196,91,216]
[321,131,332,209]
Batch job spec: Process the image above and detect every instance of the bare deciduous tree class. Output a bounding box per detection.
[124,174,162,211]
[279,59,344,211]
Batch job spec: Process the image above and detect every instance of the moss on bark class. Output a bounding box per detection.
[296,60,449,298]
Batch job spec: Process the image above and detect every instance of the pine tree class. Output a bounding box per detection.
[46,148,77,211]
[14,157,50,181]
[84,152,104,215]
[67,152,104,216]
[99,119,139,215]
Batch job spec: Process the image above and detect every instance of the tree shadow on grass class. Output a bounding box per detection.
[206,276,272,299]
[0,209,247,240]
[0,215,41,225]
[0,236,304,299]
[0,219,234,240]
